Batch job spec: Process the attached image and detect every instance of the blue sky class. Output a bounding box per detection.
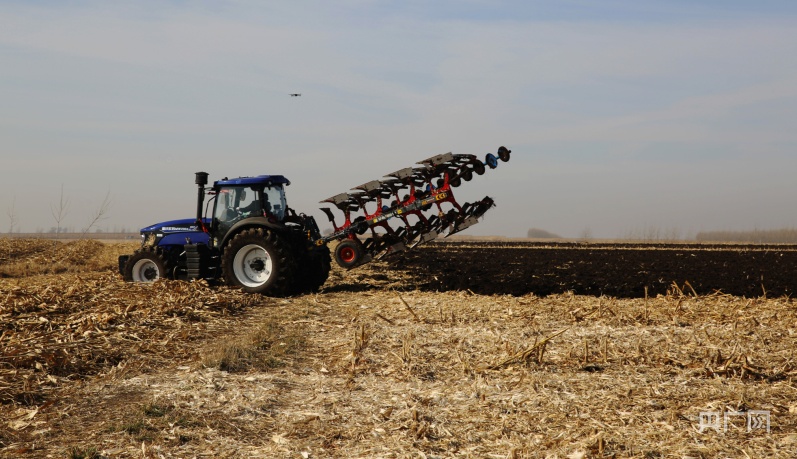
[3,1,797,238]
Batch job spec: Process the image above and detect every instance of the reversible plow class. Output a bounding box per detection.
[318,146,511,269]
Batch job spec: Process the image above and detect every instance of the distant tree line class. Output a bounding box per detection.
[4,184,113,235]
[527,228,562,239]
[695,228,797,244]
[620,226,685,241]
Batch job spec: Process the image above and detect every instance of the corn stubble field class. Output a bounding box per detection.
[1,238,796,458]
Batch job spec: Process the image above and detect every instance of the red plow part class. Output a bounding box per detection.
[318,146,511,268]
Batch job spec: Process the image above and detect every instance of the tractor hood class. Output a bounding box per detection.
[140,218,211,247]
[141,218,210,233]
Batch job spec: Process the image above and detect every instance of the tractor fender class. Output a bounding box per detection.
[219,217,287,250]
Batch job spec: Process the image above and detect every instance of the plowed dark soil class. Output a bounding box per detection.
[390,241,797,298]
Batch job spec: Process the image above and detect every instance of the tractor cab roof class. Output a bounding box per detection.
[214,175,291,187]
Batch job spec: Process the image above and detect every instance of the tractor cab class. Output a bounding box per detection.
[208,175,291,241]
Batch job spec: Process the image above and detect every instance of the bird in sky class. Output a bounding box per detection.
[290,93,301,97]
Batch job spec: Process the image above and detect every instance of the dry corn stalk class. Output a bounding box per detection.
[397,293,421,323]
[488,327,570,369]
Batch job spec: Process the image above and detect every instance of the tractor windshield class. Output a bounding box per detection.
[213,187,247,230]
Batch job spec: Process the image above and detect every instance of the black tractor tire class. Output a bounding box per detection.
[123,246,169,282]
[222,228,296,295]
[295,245,332,293]
[334,239,365,270]
[461,168,473,182]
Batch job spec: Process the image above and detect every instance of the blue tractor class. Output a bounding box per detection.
[119,172,330,296]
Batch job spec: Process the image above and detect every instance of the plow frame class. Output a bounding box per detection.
[317,146,510,268]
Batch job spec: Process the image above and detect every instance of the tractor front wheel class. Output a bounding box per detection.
[123,247,169,282]
[222,228,295,295]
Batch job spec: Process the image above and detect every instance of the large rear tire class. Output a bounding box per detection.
[123,247,169,282]
[296,245,331,293]
[222,228,296,295]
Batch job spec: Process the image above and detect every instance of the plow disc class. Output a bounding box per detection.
[318,146,511,268]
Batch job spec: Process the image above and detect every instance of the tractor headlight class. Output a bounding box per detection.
[141,232,160,247]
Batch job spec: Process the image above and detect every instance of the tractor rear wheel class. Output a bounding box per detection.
[334,239,365,269]
[124,247,169,282]
[222,228,296,295]
[296,245,331,293]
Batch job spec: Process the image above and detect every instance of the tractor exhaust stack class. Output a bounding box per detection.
[195,171,209,224]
